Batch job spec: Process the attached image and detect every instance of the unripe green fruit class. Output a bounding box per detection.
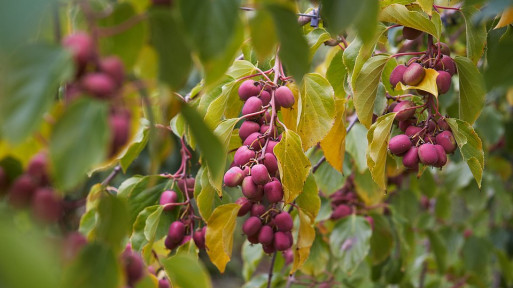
[434,145,447,167]
[435,131,457,153]
[242,216,262,236]
[251,203,266,217]
[160,190,179,210]
[242,176,264,201]
[402,63,426,86]
[238,80,261,101]
[167,221,185,244]
[243,132,265,150]
[418,143,439,166]
[258,225,274,245]
[393,101,416,121]
[234,146,255,166]
[274,231,292,251]
[251,164,270,185]
[389,65,407,88]
[224,167,244,187]
[436,71,452,94]
[331,205,352,220]
[275,86,295,108]
[99,56,125,87]
[81,73,117,99]
[259,90,271,106]
[402,147,419,169]
[264,180,284,203]
[275,212,293,232]
[32,188,62,223]
[402,27,423,40]
[388,134,412,155]
[242,97,263,116]
[236,197,252,217]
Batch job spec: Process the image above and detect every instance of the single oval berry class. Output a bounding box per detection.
[418,143,439,166]
[81,73,117,99]
[259,90,271,106]
[160,190,179,210]
[434,144,448,168]
[275,212,293,232]
[437,42,451,56]
[260,124,277,138]
[266,141,279,154]
[62,32,94,69]
[99,56,125,87]
[236,197,253,217]
[224,167,245,187]
[402,147,419,169]
[159,278,170,288]
[238,80,262,101]
[260,111,272,124]
[437,118,450,131]
[239,121,260,141]
[242,216,262,236]
[405,125,423,142]
[27,153,49,185]
[436,71,452,94]
[403,63,426,86]
[233,146,256,166]
[193,227,206,250]
[393,101,416,121]
[177,177,195,197]
[389,65,407,88]
[251,164,270,185]
[122,248,144,285]
[435,55,457,76]
[109,112,131,155]
[262,243,276,254]
[32,188,62,223]
[402,27,423,40]
[331,205,353,220]
[274,231,292,251]
[167,221,186,244]
[398,118,416,132]
[242,97,263,117]
[251,204,266,217]
[263,153,279,176]
[435,131,457,154]
[242,176,264,201]
[275,86,295,108]
[258,225,274,245]
[243,132,265,150]
[388,134,412,155]
[8,175,37,208]
[264,180,284,203]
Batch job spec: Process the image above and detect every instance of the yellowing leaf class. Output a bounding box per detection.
[380,4,442,39]
[297,73,336,150]
[205,204,241,273]
[292,210,316,273]
[354,170,385,205]
[353,55,390,128]
[296,174,321,223]
[417,0,434,16]
[366,113,396,189]
[396,68,439,97]
[320,99,346,173]
[446,118,485,188]
[274,129,312,203]
[494,7,513,29]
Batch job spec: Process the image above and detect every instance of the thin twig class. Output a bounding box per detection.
[267,251,278,288]
[101,165,122,188]
[97,13,147,37]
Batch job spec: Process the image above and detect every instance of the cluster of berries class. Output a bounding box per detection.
[0,153,62,223]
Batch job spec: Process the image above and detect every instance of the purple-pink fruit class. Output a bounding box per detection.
[275,212,293,232]
[8,175,36,208]
[427,120,436,133]
[0,167,7,192]
[243,132,265,150]
[158,278,170,288]
[260,111,271,124]
[239,121,260,141]
[402,147,419,169]
[234,146,255,166]
[436,71,452,94]
[402,63,426,86]
[275,86,295,108]
[405,125,422,139]
[81,72,117,99]
[260,124,277,138]
[251,204,266,217]
[247,233,260,244]
[236,197,253,217]
[388,134,412,155]
[264,180,284,203]
[435,131,457,153]
[437,42,451,56]
[266,140,278,154]
[193,227,206,250]
[365,216,375,230]
[160,190,179,210]
[258,225,274,245]
[399,118,416,132]
[331,205,353,220]
[418,143,439,166]
[242,176,264,201]
[122,248,144,285]
[31,188,62,223]
[99,56,125,87]
[263,243,276,254]
[437,119,450,131]
[238,80,261,101]
[27,153,49,185]
[434,145,447,167]
[167,221,186,244]
[436,55,457,76]
[424,133,435,143]
[263,153,279,176]
[251,164,270,185]
[274,231,292,251]
[177,177,195,197]
[224,167,244,187]
[62,32,94,69]
[242,97,263,116]
[243,216,262,236]
[402,27,423,40]
[259,90,271,106]
[109,112,131,155]
[393,101,416,121]
[390,65,407,88]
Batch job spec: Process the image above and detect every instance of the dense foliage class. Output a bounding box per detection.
[0,0,513,287]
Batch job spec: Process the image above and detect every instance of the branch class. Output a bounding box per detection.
[267,251,278,288]
[101,165,122,188]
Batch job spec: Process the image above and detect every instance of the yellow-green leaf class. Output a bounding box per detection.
[296,173,321,221]
[320,99,346,173]
[417,0,433,16]
[197,167,216,220]
[297,73,336,150]
[354,170,385,205]
[396,68,439,97]
[274,129,312,203]
[353,55,390,128]
[292,210,316,273]
[380,4,442,39]
[461,7,487,64]
[446,118,484,188]
[366,113,396,189]
[454,56,486,125]
[205,204,241,273]
[249,10,277,61]
[494,6,513,29]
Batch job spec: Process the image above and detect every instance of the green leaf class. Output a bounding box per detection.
[368,214,394,264]
[366,113,396,189]
[0,43,72,143]
[462,236,490,274]
[296,173,321,221]
[300,232,330,276]
[461,7,487,64]
[326,49,347,99]
[197,167,217,220]
[297,73,336,150]
[181,104,224,181]
[355,0,380,44]
[418,0,434,15]
[162,254,212,288]
[205,203,240,273]
[119,120,150,172]
[266,4,309,82]
[446,118,485,188]
[148,9,192,90]
[249,9,278,61]
[354,169,385,206]
[63,243,120,288]
[454,56,486,125]
[50,98,109,190]
[306,28,332,58]
[274,129,312,203]
[346,123,369,173]
[353,55,390,128]
[329,215,373,273]
[350,24,387,86]
[97,193,129,251]
[379,4,442,39]
[97,3,146,69]
[320,0,367,36]
[485,30,513,89]
[131,205,161,252]
[242,241,264,281]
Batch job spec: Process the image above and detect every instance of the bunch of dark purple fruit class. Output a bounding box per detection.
[222,79,295,253]
[1,152,63,223]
